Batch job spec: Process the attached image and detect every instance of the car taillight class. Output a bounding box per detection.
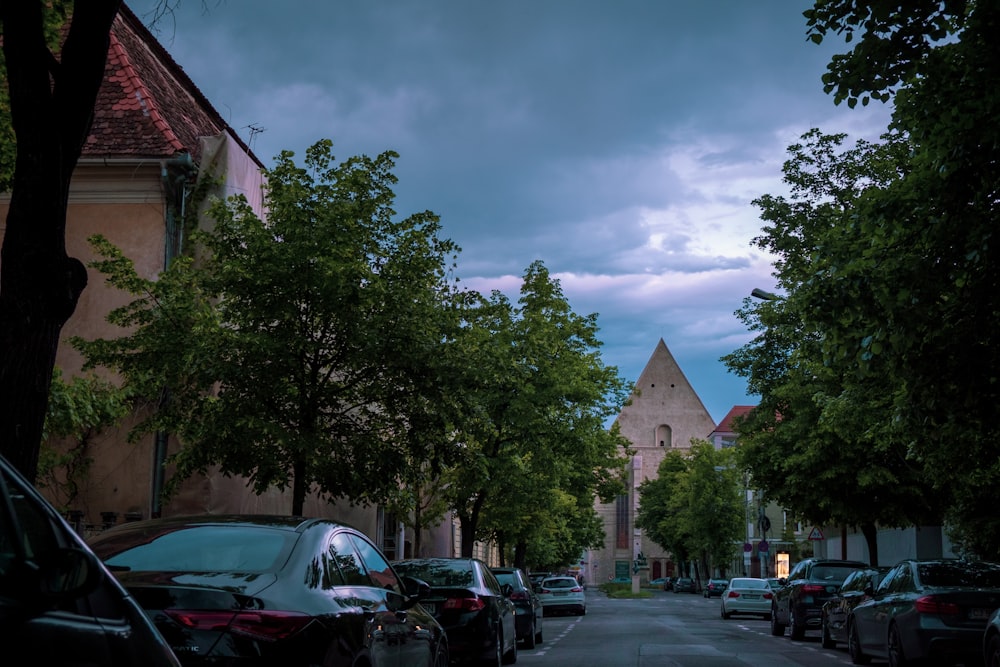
[444,597,486,612]
[509,590,529,601]
[164,609,313,641]
[727,591,740,598]
[570,586,582,593]
[801,584,826,594]
[763,592,773,600]
[540,588,551,594]
[914,596,961,615]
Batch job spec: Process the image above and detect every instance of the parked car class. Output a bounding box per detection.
[663,576,678,591]
[720,577,773,620]
[0,453,181,667]
[393,557,517,665]
[491,566,543,648]
[766,577,782,591]
[88,515,448,667]
[649,577,668,588]
[528,571,551,591]
[820,566,889,649]
[847,558,1000,667]
[703,578,729,598]
[536,575,587,616]
[770,557,868,640]
[673,577,698,593]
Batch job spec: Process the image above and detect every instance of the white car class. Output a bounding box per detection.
[536,576,586,616]
[720,577,773,620]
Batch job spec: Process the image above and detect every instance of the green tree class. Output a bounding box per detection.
[75,140,466,516]
[0,1,123,481]
[800,2,1000,555]
[723,130,944,566]
[441,261,631,559]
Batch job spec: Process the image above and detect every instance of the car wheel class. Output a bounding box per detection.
[770,604,785,636]
[821,618,836,649]
[887,622,912,667]
[501,629,517,665]
[433,640,450,667]
[848,621,871,665]
[789,609,805,640]
[721,604,731,620]
[535,623,543,645]
[486,629,503,667]
[987,633,1000,667]
[523,620,536,649]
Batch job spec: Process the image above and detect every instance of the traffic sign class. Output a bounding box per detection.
[808,526,825,541]
[758,540,769,552]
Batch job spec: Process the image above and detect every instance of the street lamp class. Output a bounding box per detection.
[750,288,780,301]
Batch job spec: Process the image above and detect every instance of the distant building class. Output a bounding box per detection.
[588,339,716,583]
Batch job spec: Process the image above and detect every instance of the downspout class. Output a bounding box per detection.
[151,153,196,518]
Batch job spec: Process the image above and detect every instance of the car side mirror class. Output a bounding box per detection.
[402,575,431,600]
[501,583,514,597]
[5,547,102,614]
[778,577,787,586]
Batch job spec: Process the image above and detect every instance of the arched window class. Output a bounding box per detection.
[656,424,672,447]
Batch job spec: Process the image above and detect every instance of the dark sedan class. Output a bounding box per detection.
[820,566,889,649]
[0,454,181,667]
[491,566,543,648]
[673,577,697,593]
[393,557,517,665]
[88,515,448,667]
[703,578,729,598]
[848,558,1000,667]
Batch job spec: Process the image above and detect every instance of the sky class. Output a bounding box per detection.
[127,0,892,425]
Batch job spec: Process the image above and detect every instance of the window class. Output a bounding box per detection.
[615,495,629,549]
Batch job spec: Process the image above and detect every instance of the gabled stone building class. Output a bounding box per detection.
[587,339,716,583]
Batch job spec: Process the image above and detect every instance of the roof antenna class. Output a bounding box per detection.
[245,123,265,152]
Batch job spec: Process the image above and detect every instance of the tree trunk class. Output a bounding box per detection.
[861,522,879,567]
[0,0,122,481]
[513,540,527,571]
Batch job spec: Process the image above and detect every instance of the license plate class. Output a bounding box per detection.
[969,608,991,620]
[422,603,438,614]
[553,591,568,596]
[743,594,759,599]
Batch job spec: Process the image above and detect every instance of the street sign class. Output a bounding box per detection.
[743,542,752,552]
[808,526,825,540]
[758,540,769,553]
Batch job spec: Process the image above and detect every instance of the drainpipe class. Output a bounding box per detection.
[150,154,196,518]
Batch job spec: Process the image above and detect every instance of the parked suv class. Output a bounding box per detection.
[770,557,868,640]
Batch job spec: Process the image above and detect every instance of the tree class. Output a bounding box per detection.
[440,261,631,559]
[75,139,466,515]
[801,2,1000,556]
[723,130,944,565]
[0,1,123,481]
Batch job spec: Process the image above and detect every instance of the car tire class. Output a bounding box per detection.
[789,609,805,640]
[487,629,503,667]
[848,621,871,665]
[770,604,785,636]
[523,620,536,649]
[535,623,543,645]
[501,630,517,665]
[721,605,731,620]
[433,641,450,667]
[987,633,1000,667]
[887,622,912,667]
[821,619,836,649]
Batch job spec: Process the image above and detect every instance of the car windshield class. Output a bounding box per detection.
[810,565,859,584]
[394,560,474,587]
[93,525,296,572]
[731,578,768,589]
[918,561,1000,587]
[493,572,519,587]
[543,578,577,589]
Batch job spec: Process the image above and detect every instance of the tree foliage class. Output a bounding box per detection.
[76,140,466,515]
[728,0,1000,558]
[636,441,742,577]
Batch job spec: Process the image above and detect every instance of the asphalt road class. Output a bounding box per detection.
[515,587,864,667]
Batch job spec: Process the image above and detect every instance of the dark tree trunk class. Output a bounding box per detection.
[0,1,122,481]
[459,490,485,557]
[513,540,527,571]
[861,522,879,566]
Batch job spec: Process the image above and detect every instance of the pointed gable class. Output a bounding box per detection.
[614,338,716,451]
[84,3,257,165]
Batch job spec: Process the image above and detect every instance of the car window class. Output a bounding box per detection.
[329,532,370,586]
[839,571,868,593]
[394,560,475,587]
[732,578,767,589]
[0,465,61,574]
[493,570,522,590]
[347,533,402,594]
[810,565,858,584]
[917,561,1000,588]
[480,564,503,594]
[543,578,577,589]
[96,525,294,572]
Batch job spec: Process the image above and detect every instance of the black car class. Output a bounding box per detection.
[491,566,543,648]
[770,557,868,640]
[0,453,181,667]
[703,578,729,598]
[848,558,1000,667]
[88,515,448,667]
[820,566,889,649]
[393,557,517,665]
[673,577,697,593]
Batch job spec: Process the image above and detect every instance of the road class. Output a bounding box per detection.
[515,587,864,667]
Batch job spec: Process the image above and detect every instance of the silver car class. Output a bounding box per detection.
[536,576,586,616]
[721,577,773,620]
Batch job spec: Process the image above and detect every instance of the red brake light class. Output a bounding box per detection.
[727,591,740,598]
[509,590,529,601]
[570,586,582,593]
[444,597,486,612]
[763,592,773,600]
[164,609,313,641]
[801,584,826,593]
[914,595,960,615]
